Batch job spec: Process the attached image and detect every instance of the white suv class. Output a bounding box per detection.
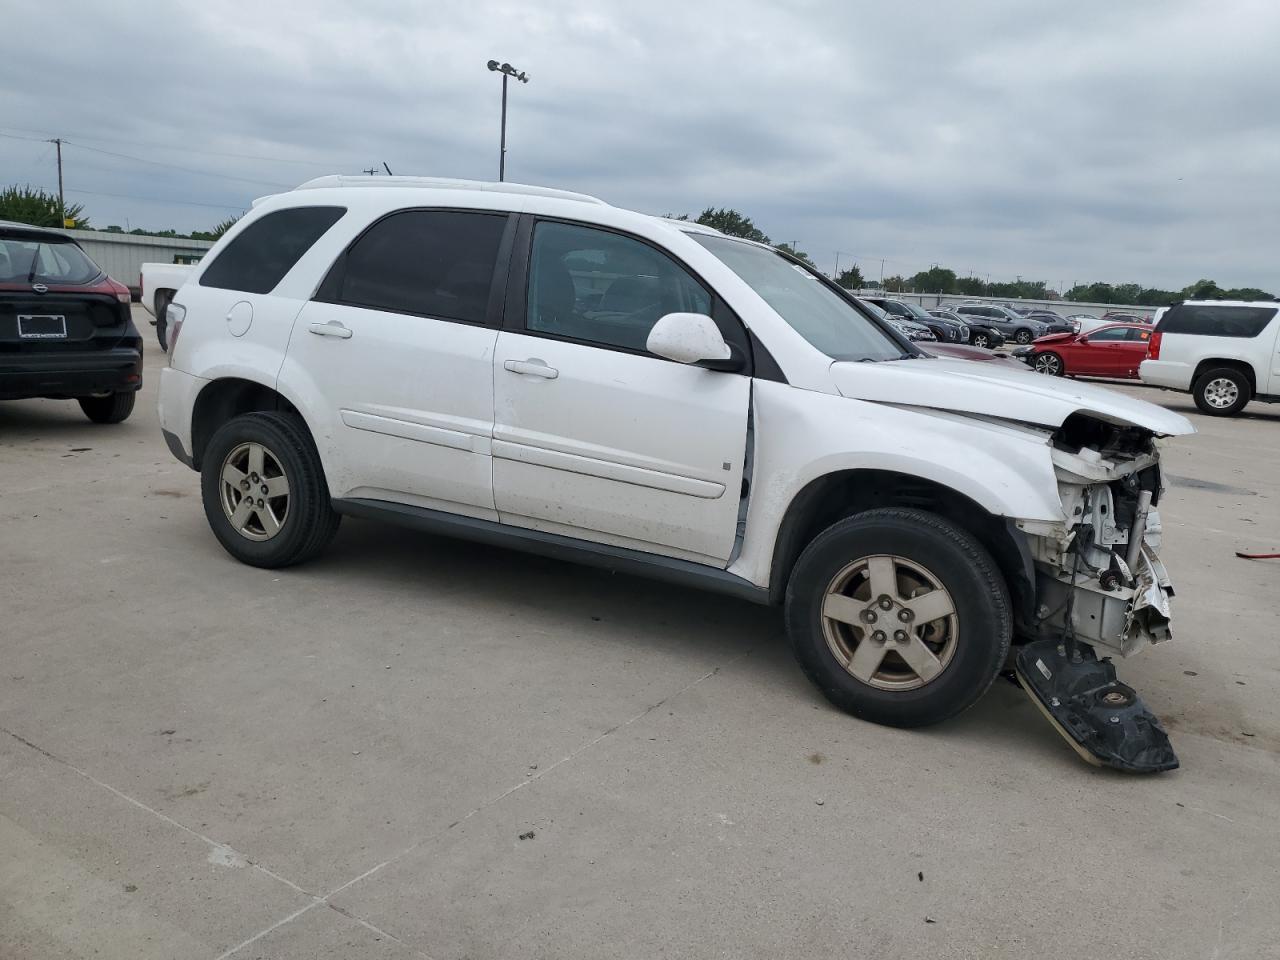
[1140,300,1280,416]
[158,176,1193,753]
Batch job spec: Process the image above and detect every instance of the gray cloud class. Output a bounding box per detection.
[2,0,1276,291]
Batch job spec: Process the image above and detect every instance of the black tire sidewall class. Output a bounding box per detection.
[1015,328,1033,344]
[1036,352,1063,376]
[1193,368,1250,416]
[785,509,1011,728]
[79,391,135,424]
[200,412,331,567]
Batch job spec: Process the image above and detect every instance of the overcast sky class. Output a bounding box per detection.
[3,0,1277,291]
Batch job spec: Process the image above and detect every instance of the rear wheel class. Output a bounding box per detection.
[1193,368,1250,416]
[1013,328,1034,345]
[785,508,1011,728]
[201,412,340,567]
[1033,352,1064,376]
[78,391,136,424]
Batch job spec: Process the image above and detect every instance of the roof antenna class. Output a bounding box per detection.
[382,162,394,176]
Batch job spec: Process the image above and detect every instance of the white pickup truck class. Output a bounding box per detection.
[139,262,195,349]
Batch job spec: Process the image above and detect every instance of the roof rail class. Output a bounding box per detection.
[292,175,605,205]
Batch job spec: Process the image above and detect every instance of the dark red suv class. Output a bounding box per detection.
[0,222,142,422]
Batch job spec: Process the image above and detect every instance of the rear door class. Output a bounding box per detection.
[1078,325,1133,376]
[491,218,750,564]
[284,209,514,516]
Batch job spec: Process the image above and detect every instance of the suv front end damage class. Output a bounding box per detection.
[1013,414,1180,772]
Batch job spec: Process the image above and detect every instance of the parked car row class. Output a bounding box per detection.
[1010,298,1279,418]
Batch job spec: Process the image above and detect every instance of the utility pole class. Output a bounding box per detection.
[487,60,530,181]
[49,138,64,225]
[880,258,885,287]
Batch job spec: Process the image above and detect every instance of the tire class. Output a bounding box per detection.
[971,332,991,349]
[154,291,172,351]
[1033,352,1064,376]
[1193,368,1251,417]
[78,391,136,424]
[1013,328,1034,345]
[784,508,1011,728]
[201,411,341,568]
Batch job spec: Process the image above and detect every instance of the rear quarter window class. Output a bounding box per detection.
[200,206,346,294]
[1158,304,1278,338]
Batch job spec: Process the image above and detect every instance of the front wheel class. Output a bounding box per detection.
[785,508,1011,728]
[1033,352,1064,376]
[1193,368,1250,416]
[79,391,136,424]
[1013,328,1034,345]
[971,332,991,348]
[201,411,340,567]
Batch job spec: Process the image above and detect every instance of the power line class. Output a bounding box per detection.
[0,125,358,168]
[62,141,293,189]
[64,187,248,211]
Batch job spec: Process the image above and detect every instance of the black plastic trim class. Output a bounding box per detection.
[162,428,195,469]
[333,497,769,604]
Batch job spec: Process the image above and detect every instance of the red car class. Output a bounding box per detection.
[1022,323,1152,379]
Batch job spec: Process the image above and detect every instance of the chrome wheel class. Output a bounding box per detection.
[1203,377,1239,409]
[219,442,290,541]
[972,334,990,348]
[820,555,959,691]
[1033,353,1062,376]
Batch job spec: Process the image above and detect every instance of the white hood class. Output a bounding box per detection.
[830,357,1194,436]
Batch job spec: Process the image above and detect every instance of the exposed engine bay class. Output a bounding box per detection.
[1014,414,1180,772]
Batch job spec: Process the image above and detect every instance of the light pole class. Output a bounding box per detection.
[486,60,529,182]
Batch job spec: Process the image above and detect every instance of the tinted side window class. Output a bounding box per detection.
[1159,304,1278,338]
[201,206,345,294]
[1088,327,1129,341]
[526,221,711,352]
[337,210,507,323]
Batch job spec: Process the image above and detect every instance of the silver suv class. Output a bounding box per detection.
[951,304,1048,344]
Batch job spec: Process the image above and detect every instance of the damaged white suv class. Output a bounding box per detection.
[158,177,1193,770]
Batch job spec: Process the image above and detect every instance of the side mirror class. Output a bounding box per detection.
[647,312,734,367]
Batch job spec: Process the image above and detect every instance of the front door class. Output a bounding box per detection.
[491,219,750,565]
[283,209,512,516]
[1078,325,1137,377]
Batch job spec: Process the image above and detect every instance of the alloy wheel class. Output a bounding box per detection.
[820,555,959,691]
[219,442,290,541]
[1034,353,1061,375]
[972,334,990,348]
[1203,377,1239,409]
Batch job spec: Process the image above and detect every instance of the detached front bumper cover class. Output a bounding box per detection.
[1015,638,1178,774]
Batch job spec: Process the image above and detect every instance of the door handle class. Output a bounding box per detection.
[308,321,352,339]
[504,358,558,379]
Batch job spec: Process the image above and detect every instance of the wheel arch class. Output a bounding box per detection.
[190,376,306,470]
[1192,357,1257,392]
[765,468,1037,631]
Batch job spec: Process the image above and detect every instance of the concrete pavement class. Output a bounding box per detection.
[2,311,1277,958]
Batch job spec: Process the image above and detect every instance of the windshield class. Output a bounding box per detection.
[690,234,904,361]
[902,302,934,320]
[0,237,102,284]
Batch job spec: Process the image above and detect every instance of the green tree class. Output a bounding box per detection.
[1223,286,1274,300]
[775,242,815,266]
[1180,279,1223,300]
[955,275,986,296]
[694,207,770,243]
[883,275,907,293]
[0,184,88,228]
[908,266,957,293]
[836,264,865,289]
[191,215,241,242]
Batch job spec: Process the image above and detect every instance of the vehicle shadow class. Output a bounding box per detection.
[312,515,1091,772]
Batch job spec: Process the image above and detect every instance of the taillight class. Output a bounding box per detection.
[166,302,186,363]
[1146,330,1162,360]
